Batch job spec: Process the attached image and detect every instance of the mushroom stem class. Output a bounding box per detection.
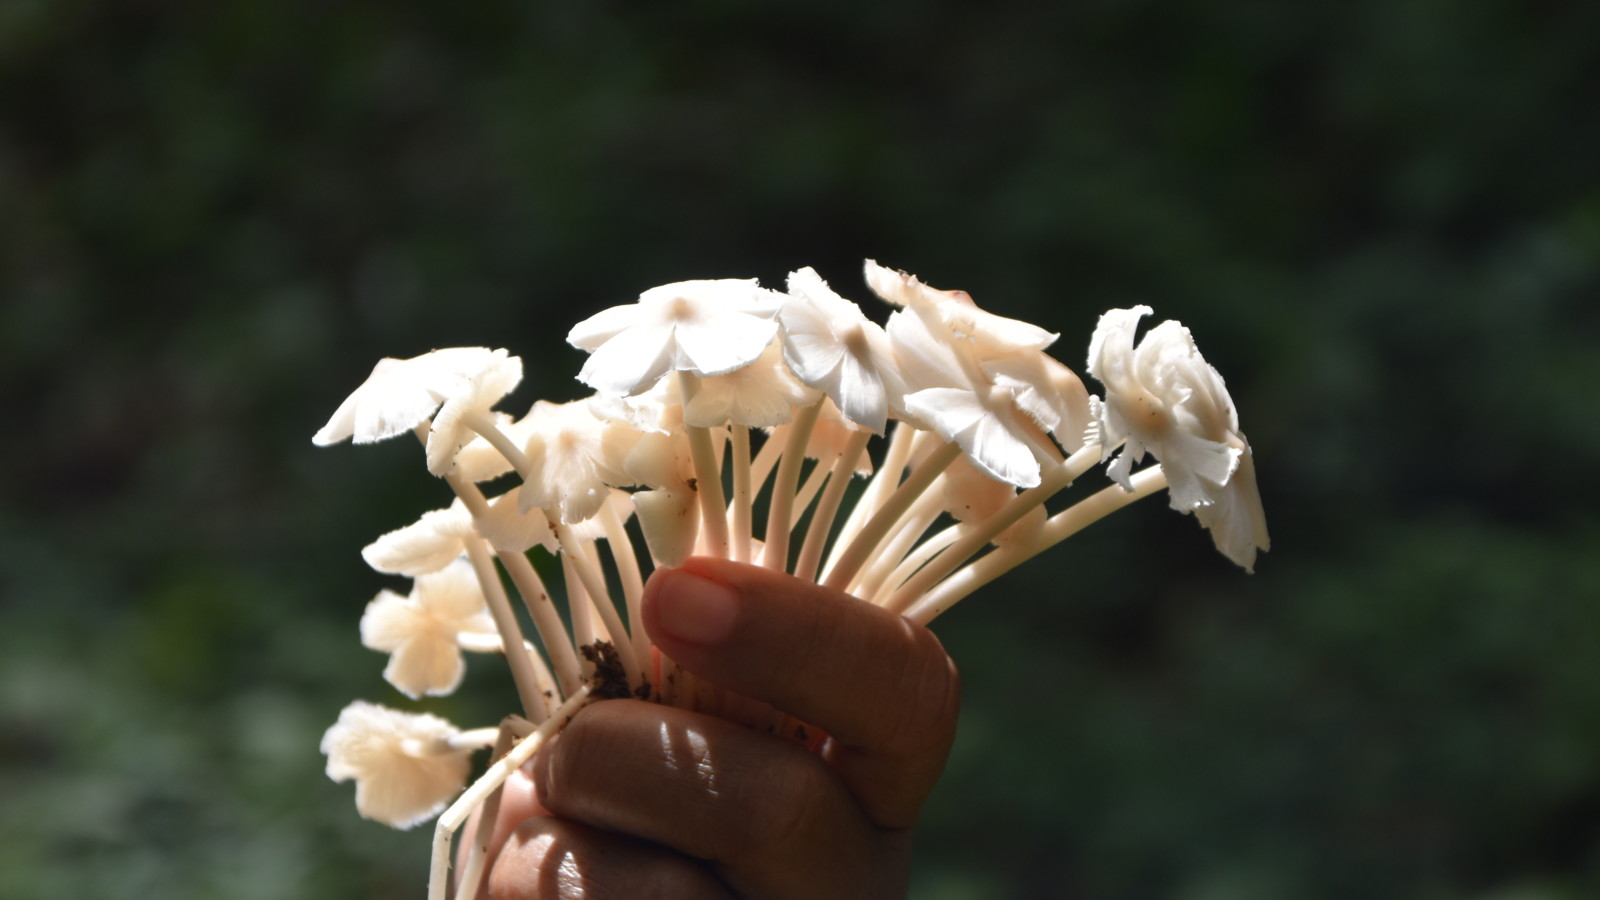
[788,457,829,529]
[823,441,961,593]
[425,421,553,717]
[749,423,786,494]
[453,721,520,900]
[729,426,753,563]
[792,429,873,581]
[598,500,651,689]
[461,537,547,723]
[453,635,558,717]
[905,464,1169,625]
[399,728,497,758]
[761,399,822,570]
[830,421,917,558]
[429,688,591,900]
[870,521,964,606]
[520,644,559,720]
[495,550,584,699]
[678,373,730,559]
[850,486,946,601]
[462,408,532,477]
[453,633,506,654]
[556,523,645,696]
[560,553,595,677]
[884,441,1102,614]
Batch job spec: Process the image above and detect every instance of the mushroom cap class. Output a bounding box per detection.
[320,701,473,830]
[313,348,518,447]
[568,279,783,396]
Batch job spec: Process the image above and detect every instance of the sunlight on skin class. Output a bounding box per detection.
[495,831,587,899]
[657,720,674,771]
[556,847,584,895]
[685,726,717,797]
[658,719,721,796]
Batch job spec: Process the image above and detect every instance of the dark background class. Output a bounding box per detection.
[4,2,1599,898]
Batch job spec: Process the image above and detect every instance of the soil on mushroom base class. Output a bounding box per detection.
[580,640,648,700]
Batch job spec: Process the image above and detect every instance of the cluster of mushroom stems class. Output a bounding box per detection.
[314,261,1269,900]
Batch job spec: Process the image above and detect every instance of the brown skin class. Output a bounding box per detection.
[472,556,962,899]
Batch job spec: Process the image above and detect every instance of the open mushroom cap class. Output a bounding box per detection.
[320,701,474,830]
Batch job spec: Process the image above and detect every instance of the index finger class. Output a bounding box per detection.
[641,557,961,828]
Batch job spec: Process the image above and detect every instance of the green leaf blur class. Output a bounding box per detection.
[2,2,1597,897]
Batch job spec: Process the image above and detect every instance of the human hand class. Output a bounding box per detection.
[470,556,962,899]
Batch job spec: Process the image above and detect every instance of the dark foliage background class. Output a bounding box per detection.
[3,2,1598,898]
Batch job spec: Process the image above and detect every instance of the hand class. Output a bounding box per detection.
[471,556,962,899]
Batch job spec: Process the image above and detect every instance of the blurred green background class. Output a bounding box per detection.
[3,2,1598,898]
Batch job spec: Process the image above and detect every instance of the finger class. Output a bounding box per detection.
[455,767,547,896]
[534,698,910,900]
[641,556,961,828]
[489,815,736,900]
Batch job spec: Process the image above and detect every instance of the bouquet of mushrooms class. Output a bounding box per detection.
[313,261,1269,899]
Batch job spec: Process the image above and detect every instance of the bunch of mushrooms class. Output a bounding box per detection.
[313,261,1269,900]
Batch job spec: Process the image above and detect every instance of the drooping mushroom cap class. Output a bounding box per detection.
[313,348,519,447]
[320,701,473,829]
[1087,306,1269,571]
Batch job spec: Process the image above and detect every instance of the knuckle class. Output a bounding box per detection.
[545,711,595,789]
[785,595,840,679]
[540,700,636,804]
[878,628,961,759]
[634,863,728,900]
[713,752,831,861]
[486,818,553,899]
[489,816,727,900]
